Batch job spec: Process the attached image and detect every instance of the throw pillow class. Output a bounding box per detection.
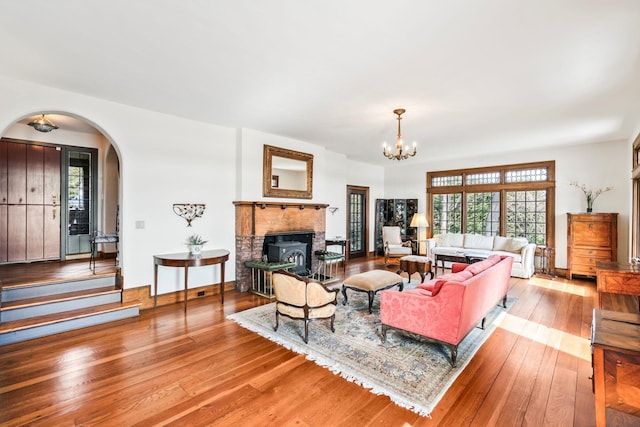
[485,254,502,265]
[466,259,495,275]
[435,234,450,247]
[417,281,436,292]
[506,237,528,253]
[449,233,465,247]
[442,270,473,282]
[418,270,472,296]
[493,236,510,251]
[463,233,494,250]
[418,280,445,296]
[409,288,433,297]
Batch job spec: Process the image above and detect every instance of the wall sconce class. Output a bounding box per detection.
[328,207,339,215]
[173,203,206,227]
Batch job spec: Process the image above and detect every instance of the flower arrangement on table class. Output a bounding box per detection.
[186,234,208,254]
[570,181,613,212]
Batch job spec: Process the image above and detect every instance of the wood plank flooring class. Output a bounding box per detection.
[1,256,639,426]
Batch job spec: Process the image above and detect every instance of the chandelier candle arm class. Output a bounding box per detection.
[382,108,417,161]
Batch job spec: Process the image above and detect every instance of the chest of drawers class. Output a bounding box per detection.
[567,213,617,279]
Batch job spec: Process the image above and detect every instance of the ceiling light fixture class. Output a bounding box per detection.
[28,114,59,133]
[383,108,417,161]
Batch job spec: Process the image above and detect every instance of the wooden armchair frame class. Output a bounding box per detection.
[273,270,339,343]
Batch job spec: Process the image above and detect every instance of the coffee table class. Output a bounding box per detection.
[398,255,434,282]
[464,252,489,264]
[434,252,467,274]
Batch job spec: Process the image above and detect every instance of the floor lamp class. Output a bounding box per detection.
[410,213,429,256]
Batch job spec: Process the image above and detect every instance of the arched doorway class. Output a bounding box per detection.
[0,113,120,264]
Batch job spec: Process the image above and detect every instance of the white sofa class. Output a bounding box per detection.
[426,233,536,278]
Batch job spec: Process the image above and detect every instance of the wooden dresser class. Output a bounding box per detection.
[567,213,617,280]
[595,261,640,309]
[591,309,640,426]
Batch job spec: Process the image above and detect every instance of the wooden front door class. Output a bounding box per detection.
[0,140,61,263]
[347,185,369,259]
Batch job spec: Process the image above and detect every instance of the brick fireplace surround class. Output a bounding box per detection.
[233,201,329,291]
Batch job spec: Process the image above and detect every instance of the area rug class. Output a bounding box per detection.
[228,285,512,417]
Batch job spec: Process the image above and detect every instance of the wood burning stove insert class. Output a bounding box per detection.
[264,231,314,276]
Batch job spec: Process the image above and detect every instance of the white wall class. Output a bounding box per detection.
[347,159,385,253]
[0,76,237,295]
[0,75,386,295]
[237,128,327,202]
[236,128,385,253]
[383,140,631,268]
[324,150,348,239]
[3,73,628,289]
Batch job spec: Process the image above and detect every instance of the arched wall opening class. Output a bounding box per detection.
[1,111,122,267]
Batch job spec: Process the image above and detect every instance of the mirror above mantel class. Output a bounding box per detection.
[263,144,313,199]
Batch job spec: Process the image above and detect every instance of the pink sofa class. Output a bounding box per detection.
[380,255,512,366]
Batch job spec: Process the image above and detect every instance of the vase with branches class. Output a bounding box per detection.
[570,181,613,213]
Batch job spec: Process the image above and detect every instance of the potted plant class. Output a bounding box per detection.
[186,234,208,255]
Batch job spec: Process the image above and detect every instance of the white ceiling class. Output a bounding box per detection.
[2,1,640,166]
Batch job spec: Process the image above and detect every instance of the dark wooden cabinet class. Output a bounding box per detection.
[567,213,617,279]
[374,199,417,255]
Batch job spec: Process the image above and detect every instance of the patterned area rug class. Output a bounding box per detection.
[228,284,512,417]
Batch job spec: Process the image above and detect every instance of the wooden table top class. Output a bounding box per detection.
[154,249,230,267]
[592,309,640,352]
[596,261,640,273]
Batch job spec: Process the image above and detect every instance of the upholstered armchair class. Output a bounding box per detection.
[383,226,412,265]
[273,270,339,343]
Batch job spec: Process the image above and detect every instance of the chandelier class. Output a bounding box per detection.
[28,114,59,133]
[383,108,417,161]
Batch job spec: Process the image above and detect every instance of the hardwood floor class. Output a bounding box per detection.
[1,256,639,426]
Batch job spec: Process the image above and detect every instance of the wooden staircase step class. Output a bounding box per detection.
[1,271,117,290]
[1,287,120,311]
[0,302,140,334]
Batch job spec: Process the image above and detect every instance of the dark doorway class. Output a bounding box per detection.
[347,185,369,259]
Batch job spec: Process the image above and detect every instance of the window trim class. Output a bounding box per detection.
[426,161,555,249]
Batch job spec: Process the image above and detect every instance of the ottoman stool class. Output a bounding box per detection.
[398,255,434,282]
[341,270,403,314]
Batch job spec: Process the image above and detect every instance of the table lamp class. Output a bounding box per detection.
[410,213,429,255]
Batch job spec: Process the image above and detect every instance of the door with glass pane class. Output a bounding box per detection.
[347,185,369,259]
[64,147,97,256]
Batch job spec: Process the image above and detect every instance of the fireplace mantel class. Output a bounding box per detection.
[233,201,329,291]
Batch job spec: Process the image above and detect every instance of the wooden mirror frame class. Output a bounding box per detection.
[263,145,313,199]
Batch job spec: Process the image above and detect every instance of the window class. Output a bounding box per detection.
[466,192,500,236]
[505,190,547,244]
[432,193,462,234]
[68,165,85,210]
[428,161,555,246]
